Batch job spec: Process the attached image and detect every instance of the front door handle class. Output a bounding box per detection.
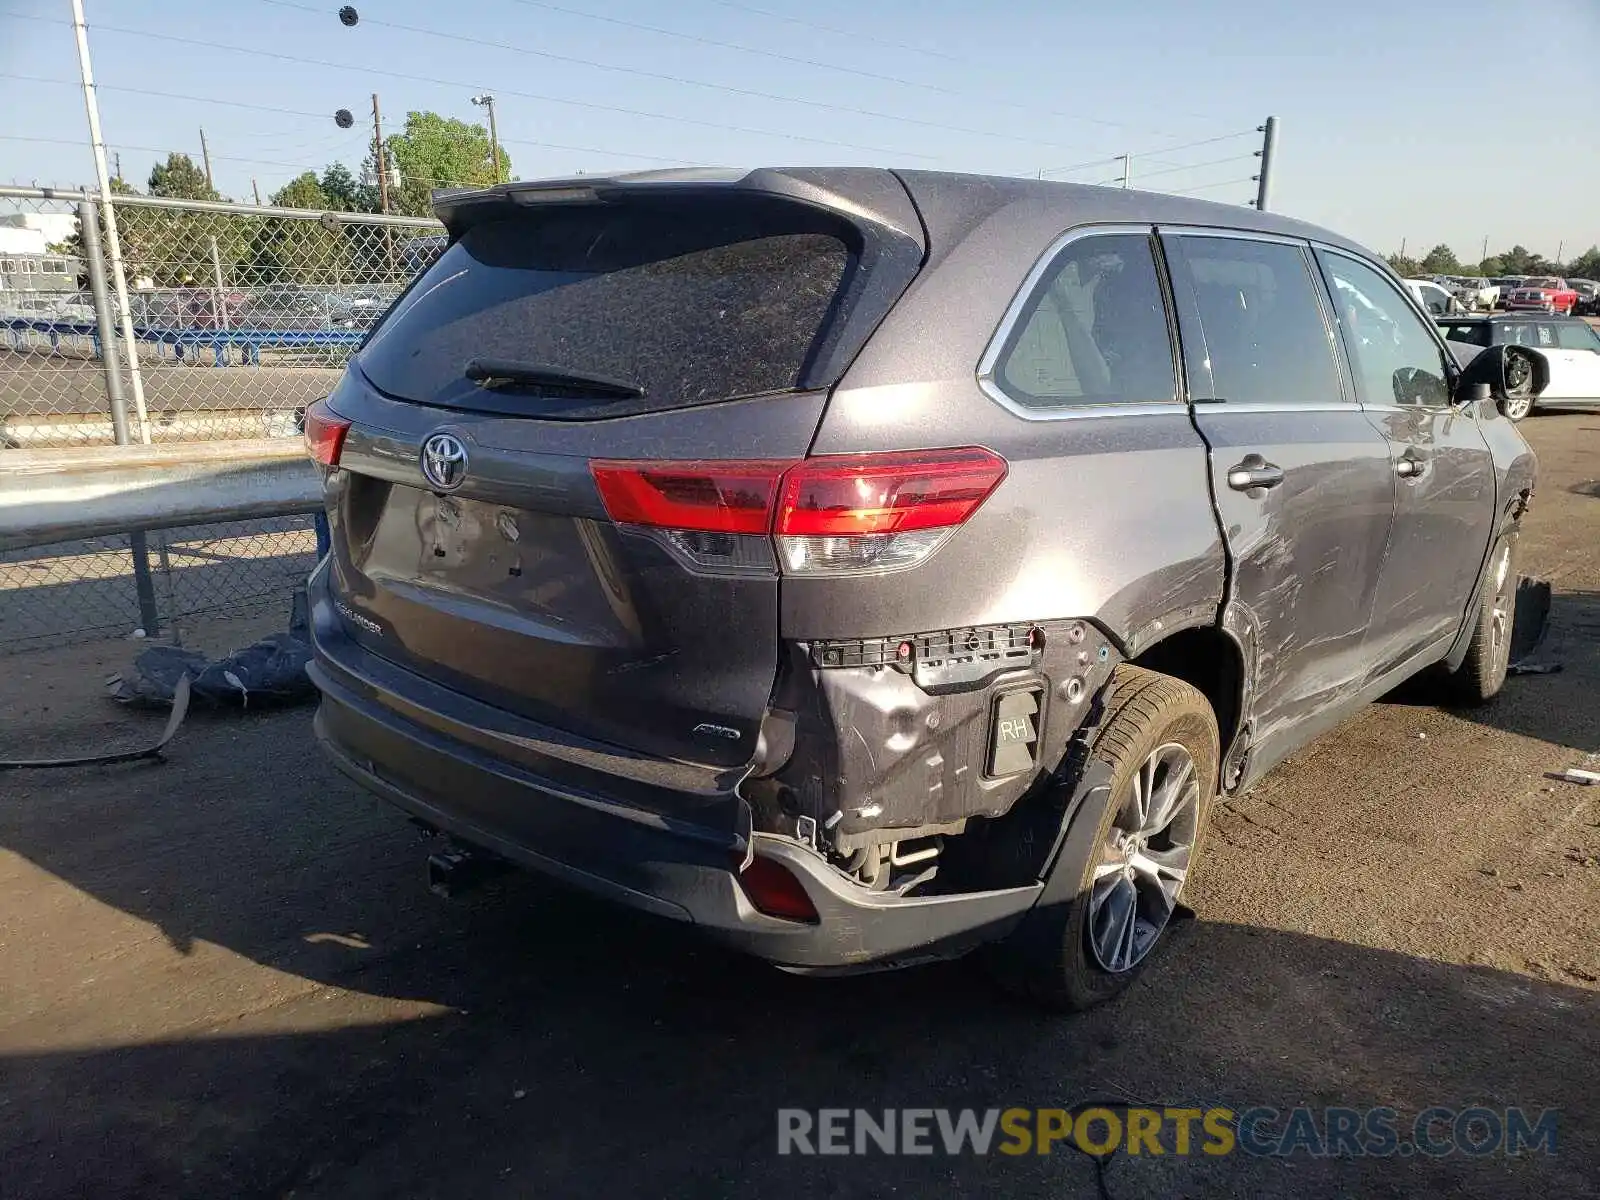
[1395,453,1428,479]
[1226,455,1285,492]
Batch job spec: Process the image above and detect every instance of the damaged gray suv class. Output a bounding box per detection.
[305,169,1540,1008]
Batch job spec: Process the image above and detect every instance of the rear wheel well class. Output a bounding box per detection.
[1131,627,1244,763]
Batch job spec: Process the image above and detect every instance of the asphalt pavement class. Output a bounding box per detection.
[1,411,1597,1199]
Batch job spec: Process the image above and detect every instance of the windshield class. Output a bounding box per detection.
[357,200,859,418]
[1525,278,1562,289]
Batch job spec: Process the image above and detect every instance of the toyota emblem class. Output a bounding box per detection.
[421,433,468,491]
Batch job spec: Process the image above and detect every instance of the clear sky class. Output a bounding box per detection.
[3,0,1597,261]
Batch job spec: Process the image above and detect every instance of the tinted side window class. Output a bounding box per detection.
[1557,322,1600,350]
[991,233,1175,409]
[1316,252,1451,408]
[1169,235,1343,406]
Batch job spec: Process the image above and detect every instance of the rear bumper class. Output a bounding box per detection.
[307,571,1038,971]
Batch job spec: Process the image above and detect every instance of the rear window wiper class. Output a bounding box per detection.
[464,357,645,399]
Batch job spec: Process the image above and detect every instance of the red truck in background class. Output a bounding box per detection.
[1504,277,1579,314]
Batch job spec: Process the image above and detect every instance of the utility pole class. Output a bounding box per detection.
[1481,235,1489,265]
[113,150,121,180]
[252,177,262,205]
[1556,240,1564,264]
[199,126,213,191]
[1253,116,1279,211]
[472,94,500,182]
[1118,153,1131,189]
[70,0,150,444]
[371,92,390,214]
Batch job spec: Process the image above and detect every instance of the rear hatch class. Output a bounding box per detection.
[317,170,925,769]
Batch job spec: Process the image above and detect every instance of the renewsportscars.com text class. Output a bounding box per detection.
[777,1106,1558,1158]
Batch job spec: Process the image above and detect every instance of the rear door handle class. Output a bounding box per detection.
[1226,455,1285,492]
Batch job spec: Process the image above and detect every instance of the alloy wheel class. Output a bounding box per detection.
[1489,543,1514,671]
[1087,742,1201,973]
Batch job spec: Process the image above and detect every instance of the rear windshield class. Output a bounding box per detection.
[356,201,857,418]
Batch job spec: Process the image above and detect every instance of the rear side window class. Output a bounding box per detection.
[1440,322,1490,347]
[1168,235,1343,406]
[357,201,858,417]
[1556,322,1600,350]
[989,232,1176,410]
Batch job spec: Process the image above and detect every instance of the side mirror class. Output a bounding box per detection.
[1454,343,1548,406]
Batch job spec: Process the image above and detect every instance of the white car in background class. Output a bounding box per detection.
[1402,278,1459,316]
[1449,277,1499,311]
[1437,313,1600,419]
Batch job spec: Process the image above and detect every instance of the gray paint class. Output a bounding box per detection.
[310,166,1538,966]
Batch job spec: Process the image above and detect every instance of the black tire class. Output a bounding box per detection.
[1444,532,1517,706]
[987,665,1219,1011]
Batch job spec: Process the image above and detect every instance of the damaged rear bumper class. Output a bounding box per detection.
[308,586,1044,971]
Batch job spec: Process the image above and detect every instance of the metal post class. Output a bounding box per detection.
[372,93,391,215]
[71,0,151,444]
[474,94,500,182]
[199,126,214,191]
[78,199,131,446]
[208,235,229,331]
[127,530,161,636]
[1119,153,1131,189]
[1254,116,1279,212]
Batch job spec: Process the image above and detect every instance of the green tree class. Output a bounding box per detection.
[319,162,379,213]
[1387,252,1421,277]
[147,152,219,201]
[1564,245,1600,280]
[378,111,511,217]
[1419,244,1460,276]
[1478,255,1506,278]
[270,171,331,210]
[1498,245,1542,275]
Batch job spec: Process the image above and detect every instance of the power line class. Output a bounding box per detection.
[1167,176,1256,195]
[0,9,933,159]
[507,0,1188,135]
[248,0,1133,155]
[1039,129,1256,177]
[0,71,332,120]
[1129,153,1256,182]
[704,0,961,62]
[0,132,678,180]
[0,71,692,167]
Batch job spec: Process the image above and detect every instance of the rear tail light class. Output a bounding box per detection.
[775,448,1007,575]
[735,853,819,922]
[304,398,351,468]
[590,447,1006,576]
[589,459,787,534]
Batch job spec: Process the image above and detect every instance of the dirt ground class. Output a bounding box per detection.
[2,410,1598,1199]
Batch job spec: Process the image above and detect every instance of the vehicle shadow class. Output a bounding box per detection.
[1,707,1596,1199]
[1383,586,1600,755]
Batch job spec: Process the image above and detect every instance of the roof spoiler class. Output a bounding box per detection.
[430,167,926,248]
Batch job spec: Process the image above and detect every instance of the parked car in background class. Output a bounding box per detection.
[1504,276,1578,314]
[1450,277,1499,311]
[1439,312,1600,418]
[1491,276,1527,309]
[304,168,1541,1009]
[1403,277,1459,315]
[1570,279,1600,316]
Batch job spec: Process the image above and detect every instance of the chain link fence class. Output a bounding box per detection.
[0,515,323,653]
[2,187,442,448]
[2,186,442,652]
